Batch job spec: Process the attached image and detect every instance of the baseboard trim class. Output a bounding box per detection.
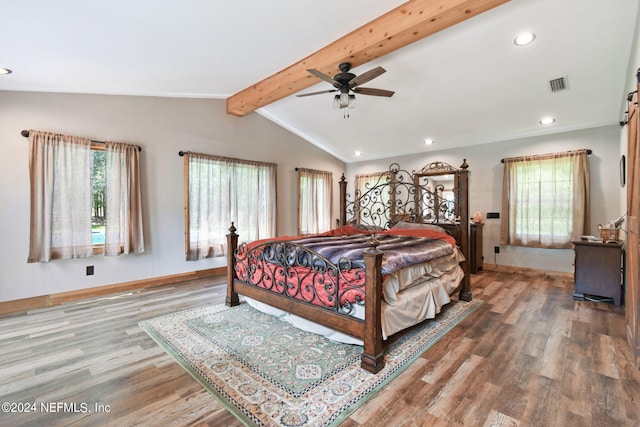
[1,264,572,316]
[0,295,52,316]
[482,263,573,279]
[0,267,226,316]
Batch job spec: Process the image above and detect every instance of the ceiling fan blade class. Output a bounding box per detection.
[348,66,386,88]
[307,69,341,87]
[296,89,338,97]
[353,87,395,97]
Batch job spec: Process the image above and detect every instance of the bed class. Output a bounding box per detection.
[226,160,471,374]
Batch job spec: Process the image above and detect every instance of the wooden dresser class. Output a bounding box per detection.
[572,240,624,306]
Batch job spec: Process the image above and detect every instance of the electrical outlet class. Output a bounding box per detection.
[86,265,94,276]
[494,246,500,254]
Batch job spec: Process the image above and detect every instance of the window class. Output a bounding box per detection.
[92,149,106,245]
[500,150,590,248]
[297,168,332,235]
[27,130,144,262]
[355,172,391,199]
[183,152,276,260]
[354,172,392,224]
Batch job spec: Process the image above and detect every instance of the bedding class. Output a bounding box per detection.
[381,248,464,304]
[289,227,456,275]
[237,225,464,343]
[234,225,457,316]
[390,220,448,234]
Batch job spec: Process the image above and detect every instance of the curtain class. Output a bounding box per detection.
[298,168,333,235]
[354,172,391,223]
[355,172,391,197]
[185,152,276,260]
[500,149,590,248]
[28,130,93,262]
[104,142,144,256]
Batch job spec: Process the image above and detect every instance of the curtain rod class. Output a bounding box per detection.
[21,130,142,151]
[178,150,277,168]
[295,167,332,174]
[620,69,640,126]
[620,90,639,126]
[501,149,592,163]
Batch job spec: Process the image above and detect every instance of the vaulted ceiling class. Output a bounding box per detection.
[226,0,510,116]
[1,0,638,162]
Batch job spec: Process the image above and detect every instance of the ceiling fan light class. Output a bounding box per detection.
[333,94,340,108]
[340,92,350,107]
[348,94,356,108]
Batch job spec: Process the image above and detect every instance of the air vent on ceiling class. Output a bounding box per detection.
[549,76,568,92]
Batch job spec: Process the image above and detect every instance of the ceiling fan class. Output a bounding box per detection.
[297,62,394,109]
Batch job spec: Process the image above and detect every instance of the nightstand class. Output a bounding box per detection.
[572,240,624,306]
[439,222,483,274]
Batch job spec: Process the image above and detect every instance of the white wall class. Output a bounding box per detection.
[0,91,345,302]
[346,125,622,273]
[0,89,627,302]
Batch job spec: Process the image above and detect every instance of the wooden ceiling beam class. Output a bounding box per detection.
[226,0,510,116]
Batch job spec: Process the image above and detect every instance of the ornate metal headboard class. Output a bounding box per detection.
[339,160,469,231]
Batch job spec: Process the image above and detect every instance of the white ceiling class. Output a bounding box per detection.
[1,0,638,162]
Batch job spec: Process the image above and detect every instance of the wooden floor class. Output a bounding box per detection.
[1,267,639,426]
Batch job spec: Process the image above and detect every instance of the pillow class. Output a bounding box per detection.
[391,221,446,234]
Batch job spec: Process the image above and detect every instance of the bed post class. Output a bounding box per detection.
[361,234,385,373]
[458,160,472,301]
[339,173,347,227]
[226,222,240,307]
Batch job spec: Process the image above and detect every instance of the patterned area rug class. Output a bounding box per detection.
[140,299,482,427]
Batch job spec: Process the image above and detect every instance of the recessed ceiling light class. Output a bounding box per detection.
[0,68,12,75]
[354,150,362,157]
[423,138,435,145]
[539,116,555,125]
[514,32,536,46]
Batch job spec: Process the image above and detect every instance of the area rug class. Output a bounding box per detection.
[140,298,482,427]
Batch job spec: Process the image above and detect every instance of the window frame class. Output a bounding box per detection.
[501,150,590,249]
[27,130,143,262]
[183,152,277,260]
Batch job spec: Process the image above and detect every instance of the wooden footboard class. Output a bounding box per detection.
[226,223,386,373]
